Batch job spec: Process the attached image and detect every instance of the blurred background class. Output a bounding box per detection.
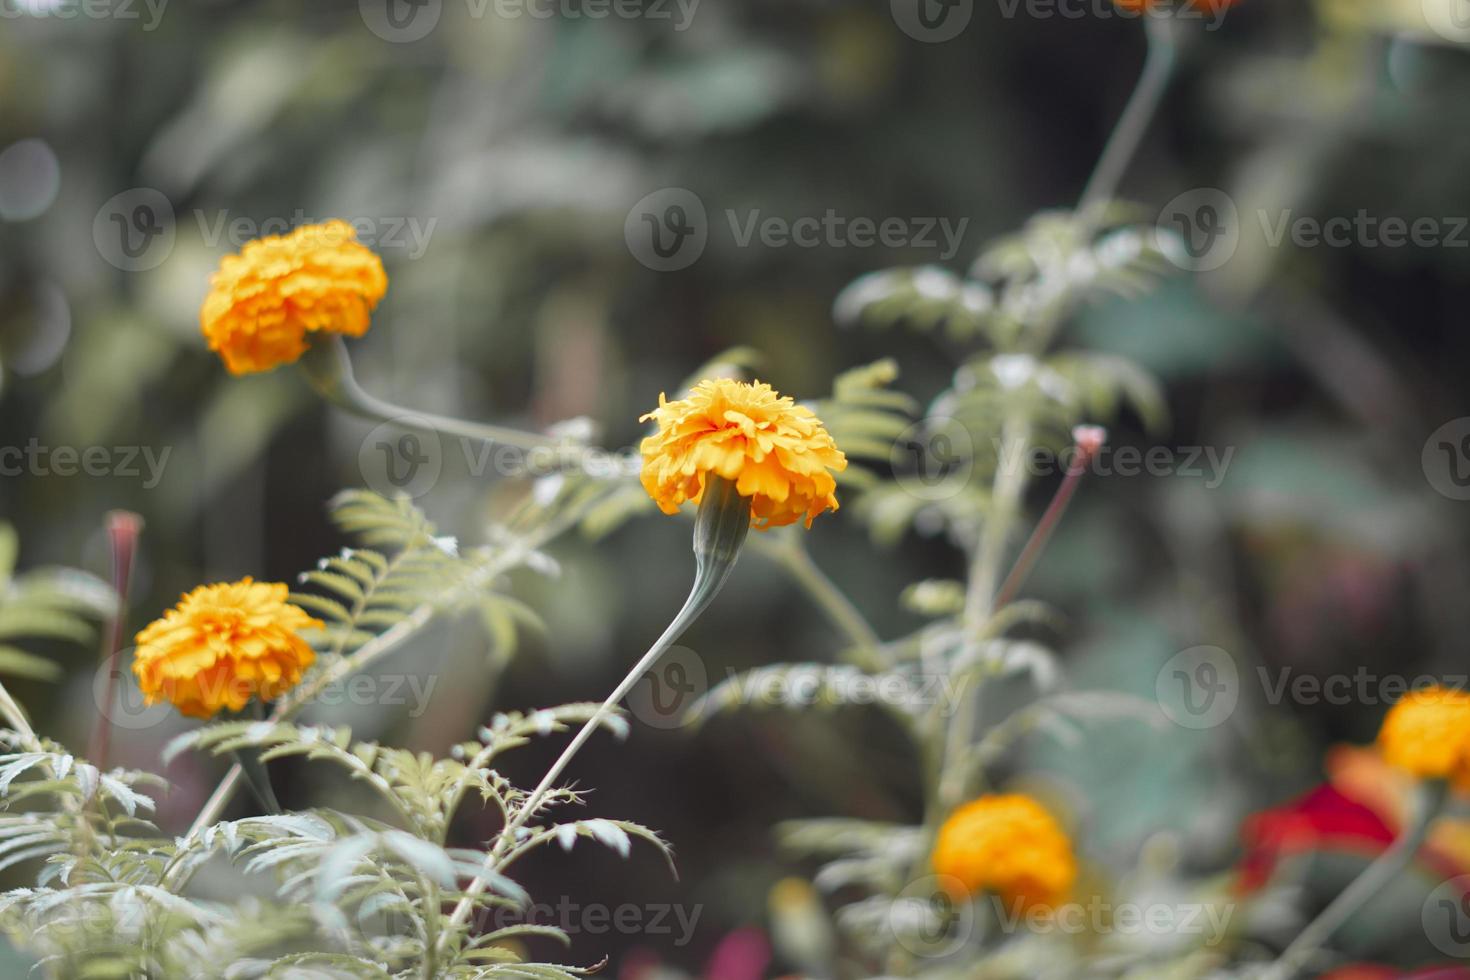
[2,0,1470,973]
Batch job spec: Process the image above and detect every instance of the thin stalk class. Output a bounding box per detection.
[766,535,882,653]
[993,427,1105,610]
[941,418,1031,814]
[436,479,751,960]
[299,336,551,453]
[962,419,1031,628]
[1262,780,1448,980]
[1077,15,1180,215]
[89,511,141,770]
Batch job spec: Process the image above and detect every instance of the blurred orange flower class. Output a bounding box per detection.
[930,794,1076,911]
[201,220,388,375]
[1378,685,1470,789]
[132,578,320,719]
[639,378,847,530]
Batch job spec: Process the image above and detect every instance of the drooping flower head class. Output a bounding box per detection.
[132,578,321,719]
[930,794,1077,911]
[640,378,847,530]
[1378,685,1470,790]
[201,220,388,375]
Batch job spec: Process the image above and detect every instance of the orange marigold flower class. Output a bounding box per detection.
[201,220,388,375]
[931,794,1077,911]
[132,578,321,719]
[1378,685,1470,789]
[640,378,847,530]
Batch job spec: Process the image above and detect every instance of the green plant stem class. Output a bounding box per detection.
[1261,780,1449,980]
[762,534,882,653]
[436,479,751,961]
[299,335,552,453]
[1077,15,1179,215]
[940,418,1031,814]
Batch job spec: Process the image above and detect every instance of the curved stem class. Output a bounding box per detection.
[436,480,750,959]
[1262,780,1449,980]
[299,336,552,452]
[1077,15,1179,215]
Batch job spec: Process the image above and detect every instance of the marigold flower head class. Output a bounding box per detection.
[201,220,388,375]
[132,578,321,719]
[931,794,1077,911]
[639,378,847,530]
[1378,685,1470,789]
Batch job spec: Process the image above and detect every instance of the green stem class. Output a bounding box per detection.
[299,335,552,453]
[1262,780,1449,980]
[435,478,751,960]
[940,418,1031,813]
[1077,15,1179,215]
[764,535,882,654]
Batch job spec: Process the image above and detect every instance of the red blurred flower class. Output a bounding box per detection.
[1239,746,1470,893]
